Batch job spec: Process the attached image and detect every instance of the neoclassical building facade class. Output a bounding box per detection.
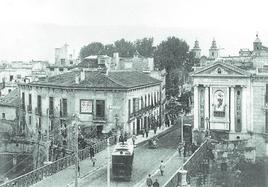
[192,62,252,138]
[192,60,268,156]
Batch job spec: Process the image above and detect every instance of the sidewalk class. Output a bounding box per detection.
[32,125,173,187]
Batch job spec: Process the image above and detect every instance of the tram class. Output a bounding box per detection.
[112,142,134,181]
[183,123,192,144]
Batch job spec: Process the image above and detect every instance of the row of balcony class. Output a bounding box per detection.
[129,101,161,118]
[22,105,68,118]
[22,105,106,121]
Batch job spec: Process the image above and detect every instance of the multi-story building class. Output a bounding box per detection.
[0,88,20,136]
[191,34,268,157]
[18,68,162,145]
[0,61,48,97]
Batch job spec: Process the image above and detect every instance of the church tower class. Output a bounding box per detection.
[253,33,262,51]
[209,39,219,59]
[192,40,201,58]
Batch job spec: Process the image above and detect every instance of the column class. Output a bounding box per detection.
[242,86,247,133]
[194,85,199,129]
[230,86,235,132]
[204,85,209,130]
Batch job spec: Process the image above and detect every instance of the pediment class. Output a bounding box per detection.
[192,62,251,77]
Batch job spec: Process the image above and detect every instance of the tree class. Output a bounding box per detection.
[154,36,189,70]
[135,37,154,57]
[102,44,116,57]
[154,37,192,97]
[79,42,104,60]
[114,39,135,57]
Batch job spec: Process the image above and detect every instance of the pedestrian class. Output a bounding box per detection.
[78,163,80,177]
[132,134,137,146]
[92,156,97,167]
[145,128,149,138]
[142,128,145,137]
[119,134,124,144]
[153,126,157,134]
[89,146,95,159]
[124,131,128,142]
[183,143,187,157]
[159,160,165,176]
[177,143,182,157]
[146,174,153,187]
[153,179,160,187]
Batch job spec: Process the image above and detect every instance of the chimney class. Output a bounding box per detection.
[80,69,85,81]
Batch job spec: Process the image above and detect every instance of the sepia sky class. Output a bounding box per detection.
[0,0,268,62]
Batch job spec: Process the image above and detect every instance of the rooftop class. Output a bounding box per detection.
[28,70,161,89]
[0,88,20,107]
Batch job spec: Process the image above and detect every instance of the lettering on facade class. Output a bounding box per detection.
[80,99,93,114]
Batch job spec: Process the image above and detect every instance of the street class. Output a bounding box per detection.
[69,124,184,187]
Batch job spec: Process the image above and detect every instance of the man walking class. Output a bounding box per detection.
[132,134,137,147]
[159,160,165,176]
[89,146,94,159]
[146,174,153,187]
[91,156,96,167]
[145,128,149,138]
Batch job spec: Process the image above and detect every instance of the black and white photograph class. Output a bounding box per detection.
[0,0,267,186]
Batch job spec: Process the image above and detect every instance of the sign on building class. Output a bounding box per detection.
[80,99,93,114]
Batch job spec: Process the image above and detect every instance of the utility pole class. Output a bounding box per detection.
[44,109,52,165]
[181,113,184,143]
[107,138,110,187]
[74,115,79,187]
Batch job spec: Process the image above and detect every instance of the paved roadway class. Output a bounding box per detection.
[68,124,184,187]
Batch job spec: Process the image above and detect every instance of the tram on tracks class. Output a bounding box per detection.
[111,142,134,181]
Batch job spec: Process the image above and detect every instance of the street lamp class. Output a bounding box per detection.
[114,114,119,143]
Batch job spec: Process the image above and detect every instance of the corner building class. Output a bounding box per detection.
[18,69,162,140]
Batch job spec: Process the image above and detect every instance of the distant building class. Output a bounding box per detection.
[0,60,48,97]
[191,34,268,157]
[0,88,20,136]
[55,43,79,66]
[18,68,162,148]
[47,43,79,77]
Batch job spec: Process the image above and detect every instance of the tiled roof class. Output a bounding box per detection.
[0,88,20,107]
[29,70,161,89]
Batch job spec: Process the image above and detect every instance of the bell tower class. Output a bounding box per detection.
[253,33,262,51]
[192,40,201,58]
[209,39,219,59]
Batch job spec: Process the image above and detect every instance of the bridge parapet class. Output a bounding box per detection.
[164,139,209,187]
[0,136,116,187]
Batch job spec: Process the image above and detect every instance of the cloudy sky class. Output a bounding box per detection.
[0,0,268,62]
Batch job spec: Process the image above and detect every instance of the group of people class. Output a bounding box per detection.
[146,160,165,187]
[119,131,128,144]
[177,141,198,157]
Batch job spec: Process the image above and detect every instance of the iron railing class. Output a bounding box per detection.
[164,139,209,187]
[0,136,116,187]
